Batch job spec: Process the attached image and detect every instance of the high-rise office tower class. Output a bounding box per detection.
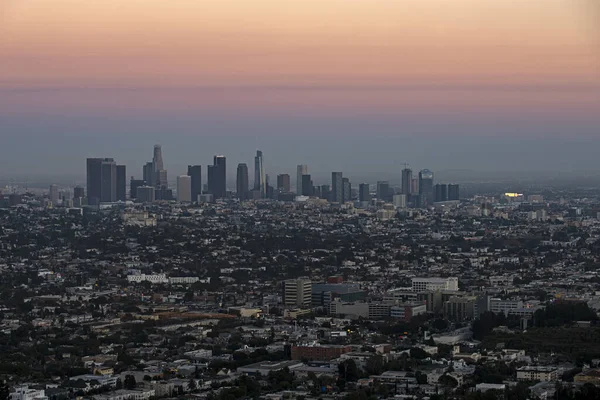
[49,184,59,206]
[331,172,343,203]
[418,169,434,207]
[448,184,460,201]
[401,168,413,195]
[236,163,249,201]
[152,145,168,188]
[320,185,331,201]
[187,165,202,203]
[435,184,448,202]
[254,150,266,198]
[301,174,313,196]
[296,165,308,194]
[342,177,351,202]
[87,158,117,205]
[177,175,192,202]
[359,183,371,203]
[153,145,164,171]
[143,162,154,187]
[130,178,145,199]
[116,165,126,201]
[376,181,390,201]
[213,155,227,199]
[277,174,291,192]
[100,160,117,203]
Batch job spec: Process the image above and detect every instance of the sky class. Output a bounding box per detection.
[1,0,599,184]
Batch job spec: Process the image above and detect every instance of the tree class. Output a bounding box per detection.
[0,382,9,400]
[124,374,136,390]
[188,378,197,391]
[338,359,360,382]
[410,347,429,360]
[115,378,123,390]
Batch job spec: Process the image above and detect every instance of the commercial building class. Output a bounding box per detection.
[448,184,460,201]
[376,181,390,202]
[283,278,312,308]
[516,366,557,382]
[302,174,313,196]
[331,172,343,203]
[86,158,117,205]
[116,165,127,201]
[236,163,249,201]
[136,186,155,203]
[209,155,227,199]
[254,150,266,198]
[296,165,308,194]
[434,184,448,202]
[177,175,192,202]
[277,174,291,192]
[291,344,352,361]
[187,165,202,203]
[359,183,371,203]
[49,184,59,206]
[418,169,434,207]
[390,302,427,322]
[412,277,459,292]
[401,168,413,195]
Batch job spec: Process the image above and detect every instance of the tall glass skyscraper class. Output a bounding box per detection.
[418,169,434,207]
[254,150,266,198]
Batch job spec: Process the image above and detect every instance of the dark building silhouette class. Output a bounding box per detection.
[331,172,343,203]
[143,162,154,187]
[116,165,126,201]
[401,168,413,195]
[87,158,117,206]
[448,184,460,201]
[376,181,390,201]
[130,178,145,199]
[73,186,85,199]
[418,169,434,207]
[187,165,202,203]
[359,183,371,203]
[320,184,331,201]
[342,177,351,202]
[301,174,313,196]
[435,184,448,202]
[277,174,291,192]
[236,163,249,201]
[212,155,227,199]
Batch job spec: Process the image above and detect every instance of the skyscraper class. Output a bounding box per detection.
[342,177,351,203]
[254,150,266,198]
[100,159,117,203]
[187,165,202,203]
[401,168,413,195]
[116,165,126,201]
[277,174,291,192]
[236,163,249,201]
[152,145,168,188]
[448,184,460,201]
[320,185,331,201]
[359,183,371,203]
[137,186,155,203]
[143,162,154,187]
[435,184,448,202]
[418,169,434,207]
[213,155,227,199]
[73,186,85,200]
[49,184,59,206]
[301,174,313,196]
[331,172,343,203]
[376,181,390,201]
[296,165,308,194]
[177,175,192,202]
[87,158,117,206]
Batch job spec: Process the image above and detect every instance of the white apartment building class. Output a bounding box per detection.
[412,277,459,292]
[517,366,557,382]
[169,277,200,284]
[10,386,47,400]
[127,274,168,284]
[489,298,523,315]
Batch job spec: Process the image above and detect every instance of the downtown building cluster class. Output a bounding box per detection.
[82,145,459,208]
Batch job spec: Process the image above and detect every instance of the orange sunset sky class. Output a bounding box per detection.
[0,0,599,178]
